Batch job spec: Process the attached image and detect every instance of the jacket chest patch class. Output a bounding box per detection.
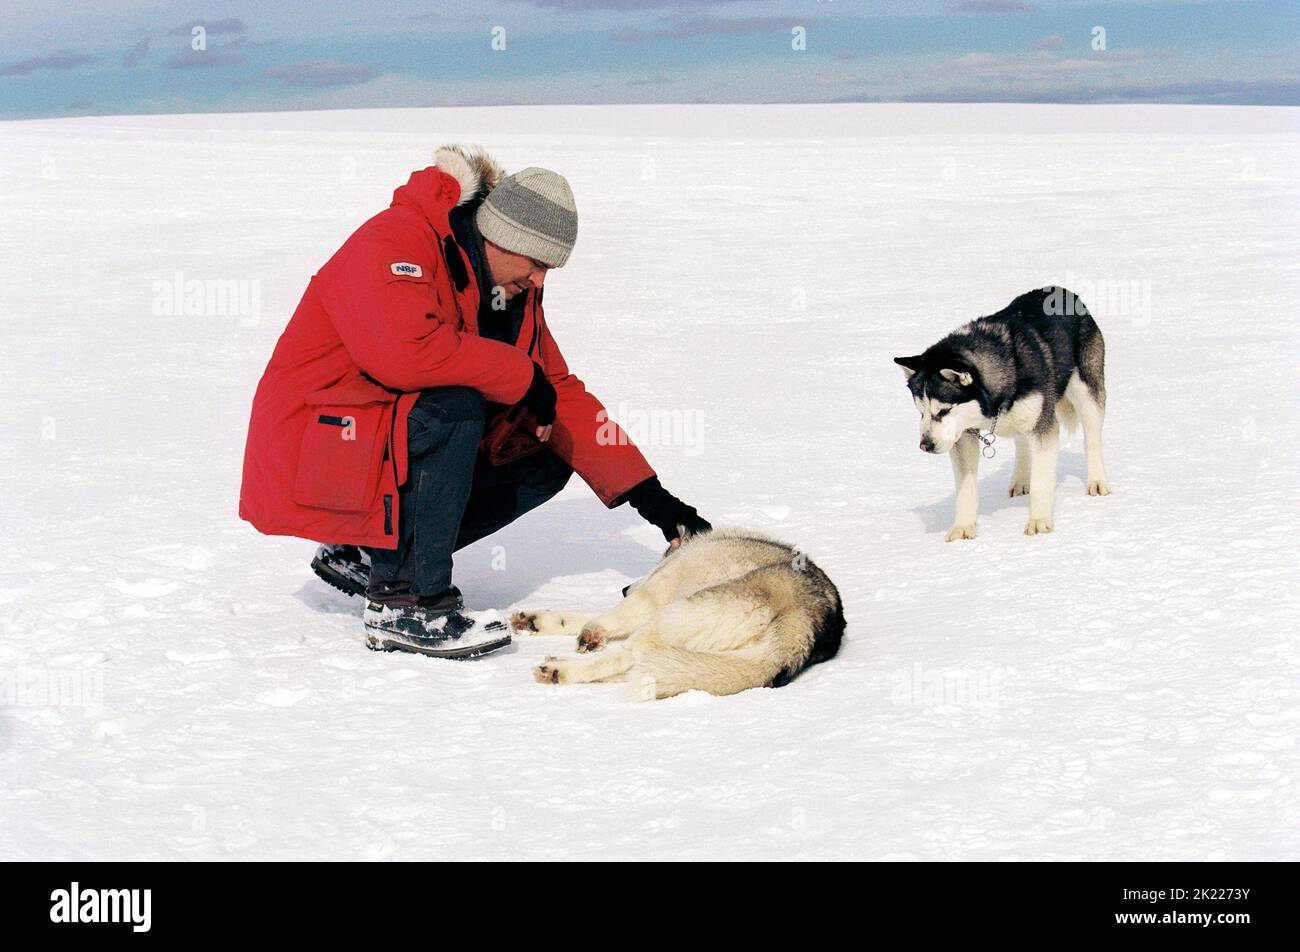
[389,262,424,279]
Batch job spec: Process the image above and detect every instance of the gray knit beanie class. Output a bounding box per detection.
[475,166,578,269]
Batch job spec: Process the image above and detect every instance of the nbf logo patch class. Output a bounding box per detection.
[390,262,423,278]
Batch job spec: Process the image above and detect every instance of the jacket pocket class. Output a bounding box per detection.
[293,382,397,512]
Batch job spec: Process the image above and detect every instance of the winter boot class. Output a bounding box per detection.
[311,544,369,598]
[363,584,512,660]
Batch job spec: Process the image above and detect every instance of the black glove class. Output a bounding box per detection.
[519,362,557,426]
[622,477,711,544]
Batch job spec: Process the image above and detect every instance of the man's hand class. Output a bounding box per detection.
[621,477,712,545]
[520,362,557,428]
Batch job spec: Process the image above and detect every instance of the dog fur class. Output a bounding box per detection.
[895,286,1110,540]
[511,529,844,699]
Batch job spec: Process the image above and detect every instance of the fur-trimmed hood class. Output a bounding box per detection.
[434,144,506,206]
[388,144,506,224]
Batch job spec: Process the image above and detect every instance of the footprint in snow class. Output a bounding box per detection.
[110,578,181,598]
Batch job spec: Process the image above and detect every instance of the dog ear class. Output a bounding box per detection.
[894,355,922,379]
[939,368,973,387]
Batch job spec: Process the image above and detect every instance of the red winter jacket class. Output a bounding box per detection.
[238,163,654,549]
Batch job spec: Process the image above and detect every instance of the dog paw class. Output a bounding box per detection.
[1007,479,1030,498]
[945,524,977,542]
[1087,479,1111,496]
[1024,517,1054,536]
[511,610,577,635]
[533,660,564,684]
[577,623,607,653]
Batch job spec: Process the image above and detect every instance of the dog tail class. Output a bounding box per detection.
[624,646,785,700]
[1057,397,1079,436]
[624,605,825,700]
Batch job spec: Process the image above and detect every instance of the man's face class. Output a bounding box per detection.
[482,239,549,301]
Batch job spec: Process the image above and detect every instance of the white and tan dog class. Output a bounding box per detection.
[511,529,844,699]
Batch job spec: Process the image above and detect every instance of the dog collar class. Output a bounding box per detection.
[980,402,1012,458]
[972,410,1001,458]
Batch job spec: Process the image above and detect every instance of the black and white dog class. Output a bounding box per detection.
[895,287,1111,540]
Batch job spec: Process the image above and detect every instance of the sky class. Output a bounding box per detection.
[0,0,1296,120]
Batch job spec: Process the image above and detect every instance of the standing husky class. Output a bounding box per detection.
[894,286,1110,540]
[511,529,844,699]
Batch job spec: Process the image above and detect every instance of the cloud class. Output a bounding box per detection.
[942,49,1128,88]
[1050,58,1111,72]
[287,71,444,109]
[168,18,245,37]
[1035,34,1065,51]
[612,15,805,42]
[163,47,249,70]
[514,0,752,8]
[955,1,1036,12]
[842,48,1294,105]
[955,52,1000,68]
[122,37,150,69]
[626,74,672,86]
[892,77,1300,105]
[256,59,379,88]
[0,50,97,77]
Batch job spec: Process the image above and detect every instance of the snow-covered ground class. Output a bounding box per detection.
[1,103,1296,860]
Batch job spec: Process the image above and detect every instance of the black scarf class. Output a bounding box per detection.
[447,199,528,346]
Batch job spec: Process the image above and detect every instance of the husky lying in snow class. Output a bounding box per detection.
[895,286,1111,540]
[511,529,844,699]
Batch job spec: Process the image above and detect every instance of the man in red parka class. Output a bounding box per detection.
[239,145,709,658]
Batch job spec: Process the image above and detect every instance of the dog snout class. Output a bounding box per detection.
[920,437,938,453]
